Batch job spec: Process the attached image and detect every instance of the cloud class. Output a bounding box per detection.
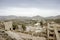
[0,7,59,17]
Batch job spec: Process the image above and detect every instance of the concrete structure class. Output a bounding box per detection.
[18,25,23,31]
[25,24,47,37]
[47,23,56,40]
[4,21,13,31]
[54,24,60,40]
[0,22,4,29]
[47,22,60,40]
[2,21,60,40]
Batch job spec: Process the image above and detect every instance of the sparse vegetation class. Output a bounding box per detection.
[40,21,43,27]
[22,24,26,31]
[54,19,60,23]
[12,22,18,30]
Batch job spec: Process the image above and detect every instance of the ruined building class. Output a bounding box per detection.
[47,22,60,40]
[4,21,13,31]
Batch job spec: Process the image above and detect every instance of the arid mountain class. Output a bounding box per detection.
[0,15,60,21]
[32,15,44,20]
[0,15,44,21]
[46,15,60,19]
[0,15,18,20]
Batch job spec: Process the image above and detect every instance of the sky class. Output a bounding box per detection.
[0,0,60,17]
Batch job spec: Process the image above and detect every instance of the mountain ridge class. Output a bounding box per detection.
[0,15,60,21]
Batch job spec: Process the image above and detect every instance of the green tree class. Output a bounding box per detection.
[22,24,26,31]
[12,22,18,30]
[40,20,43,27]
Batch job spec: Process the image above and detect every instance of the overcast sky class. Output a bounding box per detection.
[0,0,60,17]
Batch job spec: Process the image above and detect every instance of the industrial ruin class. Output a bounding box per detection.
[0,21,60,40]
